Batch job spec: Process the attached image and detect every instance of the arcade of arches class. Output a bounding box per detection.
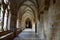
[0,0,60,40]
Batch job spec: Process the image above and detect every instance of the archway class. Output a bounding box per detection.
[17,0,38,33]
[21,10,35,31]
[25,18,32,28]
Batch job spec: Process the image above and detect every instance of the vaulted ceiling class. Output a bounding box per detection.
[9,0,40,15]
[7,0,50,21]
[16,0,39,21]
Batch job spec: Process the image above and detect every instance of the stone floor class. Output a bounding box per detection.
[14,28,40,40]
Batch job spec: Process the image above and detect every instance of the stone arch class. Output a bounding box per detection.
[17,0,38,32]
[18,0,37,8]
[22,10,35,19]
[17,4,38,21]
[25,18,32,28]
[21,11,35,31]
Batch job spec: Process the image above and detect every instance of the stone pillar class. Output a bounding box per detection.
[2,10,5,31]
[35,22,37,33]
[6,9,9,31]
[2,0,6,32]
[10,13,17,37]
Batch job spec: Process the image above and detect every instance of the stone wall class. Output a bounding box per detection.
[37,0,60,40]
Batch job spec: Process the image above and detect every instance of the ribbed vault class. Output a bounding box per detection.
[16,0,38,31]
[18,5,38,20]
[21,10,35,31]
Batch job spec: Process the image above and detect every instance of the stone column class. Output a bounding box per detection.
[1,0,6,32]
[6,9,9,31]
[2,10,5,31]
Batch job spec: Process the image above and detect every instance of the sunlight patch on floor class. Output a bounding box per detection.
[23,28,33,31]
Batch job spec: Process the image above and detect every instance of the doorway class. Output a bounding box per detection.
[25,20,32,28]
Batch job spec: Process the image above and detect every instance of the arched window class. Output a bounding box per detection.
[0,0,11,32]
[4,0,8,4]
[3,6,11,31]
[3,0,11,31]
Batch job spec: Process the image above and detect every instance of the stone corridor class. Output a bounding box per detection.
[0,0,60,40]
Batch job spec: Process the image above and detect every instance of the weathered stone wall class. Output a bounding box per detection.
[37,0,60,40]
